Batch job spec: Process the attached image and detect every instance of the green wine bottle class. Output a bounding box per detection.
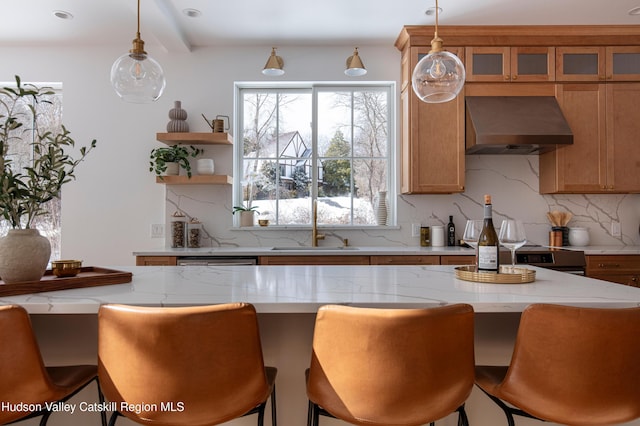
[477,194,500,272]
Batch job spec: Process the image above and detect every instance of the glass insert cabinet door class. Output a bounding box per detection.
[606,46,640,81]
[557,46,640,81]
[556,46,606,81]
[465,47,555,82]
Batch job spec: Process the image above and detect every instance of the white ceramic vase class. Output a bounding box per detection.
[0,229,51,284]
[375,191,388,226]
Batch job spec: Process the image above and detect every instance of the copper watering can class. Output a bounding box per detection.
[202,114,229,133]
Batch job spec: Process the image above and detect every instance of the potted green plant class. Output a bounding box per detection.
[0,76,96,283]
[233,205,259,227]
[149,145,203,178]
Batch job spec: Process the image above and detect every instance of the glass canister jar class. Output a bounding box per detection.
[187,218,203,248]
[170,211,186,248]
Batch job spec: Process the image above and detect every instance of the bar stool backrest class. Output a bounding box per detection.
[98,303,270,425]
[500,304,640,425]
[307,303,475,426]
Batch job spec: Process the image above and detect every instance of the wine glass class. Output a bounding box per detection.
[462,220,483,250]
[499,219,527,271]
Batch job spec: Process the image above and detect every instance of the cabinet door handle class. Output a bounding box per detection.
[598,263,621,268]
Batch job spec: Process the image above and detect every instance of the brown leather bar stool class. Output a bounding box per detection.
[306,303,475,426]
[98,302,277,426]
[475,303,640,426]
[0,304,106,426]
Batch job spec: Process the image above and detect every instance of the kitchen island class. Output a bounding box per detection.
[1,265,639,426]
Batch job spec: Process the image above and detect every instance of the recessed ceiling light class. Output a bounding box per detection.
[425,7,442,16]
[182,8,202,18]
[629,6,640,15]
[53,10,73,20]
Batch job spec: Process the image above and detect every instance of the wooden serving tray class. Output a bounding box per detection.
[0,267,133,297]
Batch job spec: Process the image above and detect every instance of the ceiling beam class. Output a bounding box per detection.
[127,0,192,53]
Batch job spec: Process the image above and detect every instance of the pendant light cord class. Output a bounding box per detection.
[137,0,141,37]
[434,0,439,39]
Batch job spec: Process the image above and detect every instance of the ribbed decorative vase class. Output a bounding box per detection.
[0,229,51,284]
[375,191,388,226]
[167,100,189,133]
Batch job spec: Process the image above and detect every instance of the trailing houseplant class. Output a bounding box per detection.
[0,75,96,283]
[149,144,203,178]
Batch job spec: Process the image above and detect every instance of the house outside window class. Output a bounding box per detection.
[235,82,395,227]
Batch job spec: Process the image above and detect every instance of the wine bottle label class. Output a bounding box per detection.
[478,246,499,271]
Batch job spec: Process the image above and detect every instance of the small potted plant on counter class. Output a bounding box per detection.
[149,145,203,178]
[233,205,259,227]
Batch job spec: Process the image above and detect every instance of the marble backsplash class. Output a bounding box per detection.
[165,155,640,248]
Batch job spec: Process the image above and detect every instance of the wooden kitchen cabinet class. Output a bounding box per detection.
[540,83,640,193]
[370,255,439,265]
[370,255,475,265]
[258,256,370,265]
[556,46,640,82]
[466,46,555,82]
[586,255,640,287]
[556,47,606,81]
[400,46,465,194]
[136,256,178,266]
[396,26,640,194]
[440,255,475,265]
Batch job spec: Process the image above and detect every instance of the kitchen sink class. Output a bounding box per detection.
[271,246,359,251]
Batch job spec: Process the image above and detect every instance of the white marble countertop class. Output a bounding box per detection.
[133,245,640,257]
[2,265,639,314]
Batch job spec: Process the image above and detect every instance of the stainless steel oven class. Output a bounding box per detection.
[500,247,586,275]
[177,257,258,266]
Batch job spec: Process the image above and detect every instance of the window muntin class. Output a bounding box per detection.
[236,83,394,227]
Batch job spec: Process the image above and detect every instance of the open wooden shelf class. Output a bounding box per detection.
[155,175,233,185]
[156,132,233,145]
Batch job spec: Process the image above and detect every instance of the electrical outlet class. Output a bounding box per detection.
[611,221,621,237]
[151,224,164,238]
[411,223,421,237]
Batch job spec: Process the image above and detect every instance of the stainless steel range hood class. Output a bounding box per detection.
[465,96,573,155]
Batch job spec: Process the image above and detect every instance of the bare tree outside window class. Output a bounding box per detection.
[236,83,393,227]
[0,85,63,260]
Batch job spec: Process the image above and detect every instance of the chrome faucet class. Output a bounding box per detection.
[312,200,325,247]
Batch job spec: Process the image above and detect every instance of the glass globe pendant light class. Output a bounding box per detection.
[111,0,166,103]
[411,0,465,103]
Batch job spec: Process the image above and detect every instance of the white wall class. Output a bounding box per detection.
[1,44,638,265]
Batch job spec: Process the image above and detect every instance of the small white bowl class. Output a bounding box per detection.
[568,227,590,246]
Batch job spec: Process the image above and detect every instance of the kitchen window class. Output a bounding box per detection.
[234,82,395,227]
[0,82,63,260]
